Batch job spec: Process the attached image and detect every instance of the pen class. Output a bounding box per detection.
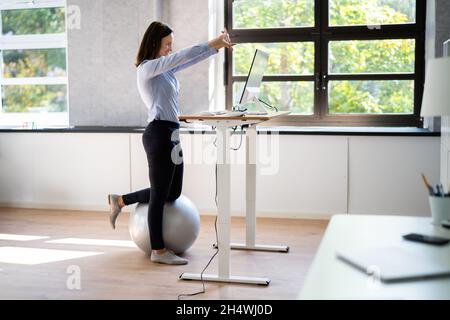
[421,173,435,195]
[437,183,447,197]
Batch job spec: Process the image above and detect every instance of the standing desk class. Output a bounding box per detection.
[178,111,290,285]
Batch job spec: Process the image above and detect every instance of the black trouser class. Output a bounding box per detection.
[122,120,183,250]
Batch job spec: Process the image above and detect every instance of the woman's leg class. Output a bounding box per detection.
[144,136,176,251]
[140,126,187,265]
[122,188,151,205]
[166,147,183,202]
[121,144,182,205]
[122,153,182,205]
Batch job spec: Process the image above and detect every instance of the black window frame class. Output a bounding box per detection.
[225,0,426,127]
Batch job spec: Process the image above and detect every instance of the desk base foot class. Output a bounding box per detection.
[213,243,289,253]
[179,273,270,286]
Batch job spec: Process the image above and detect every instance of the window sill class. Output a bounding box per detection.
[255,126,440,136]
[0,125,440,136]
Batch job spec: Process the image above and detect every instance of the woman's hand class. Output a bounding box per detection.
[208,28,235,51]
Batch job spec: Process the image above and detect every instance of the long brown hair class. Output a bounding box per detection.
[135,21,173,67]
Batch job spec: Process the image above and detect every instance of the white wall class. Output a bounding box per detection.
[67,0,152,127]
[166,0,212,115]
[67,0,214,127]
[348,136,439,216]
[0,132,439,219]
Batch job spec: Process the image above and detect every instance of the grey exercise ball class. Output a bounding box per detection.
[129,194,200,255]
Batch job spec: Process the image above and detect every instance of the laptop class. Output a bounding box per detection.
[336,246,450,283]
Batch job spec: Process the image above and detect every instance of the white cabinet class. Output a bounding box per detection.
[0,132,440,218]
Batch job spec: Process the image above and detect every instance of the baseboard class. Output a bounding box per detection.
[0,202,133,213]
[194,210,333,220]
[0,202,332,220]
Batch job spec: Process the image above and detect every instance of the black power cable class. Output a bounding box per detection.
[257,97,278,112]
[213,125,246,151]
[177,164,219,300]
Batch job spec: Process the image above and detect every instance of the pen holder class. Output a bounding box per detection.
[428,196,450,225]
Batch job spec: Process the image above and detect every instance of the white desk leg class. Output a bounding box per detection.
[230,125,289,253]
[246,124,257,247]
[180,125,270,286]
[216,125,231,278]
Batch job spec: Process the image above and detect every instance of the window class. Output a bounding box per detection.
[0,0,68,128]
[225,0,426,126]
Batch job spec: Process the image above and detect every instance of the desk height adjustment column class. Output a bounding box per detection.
[180,123,270,285]
[216,125,231,278]
[230,124,289,253]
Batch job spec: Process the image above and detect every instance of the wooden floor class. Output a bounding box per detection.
[0,207,328,300]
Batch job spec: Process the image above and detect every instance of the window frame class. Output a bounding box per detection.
[225,0,426,127]
[0,0,68,127]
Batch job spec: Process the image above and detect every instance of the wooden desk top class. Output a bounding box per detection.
[179,111,290,122]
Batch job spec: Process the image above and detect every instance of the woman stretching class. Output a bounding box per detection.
[107,21,233,265]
